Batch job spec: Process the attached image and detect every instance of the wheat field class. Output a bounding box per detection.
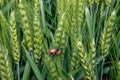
[0,0,120,80]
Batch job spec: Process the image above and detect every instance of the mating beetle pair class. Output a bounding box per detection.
[49,48,62,56]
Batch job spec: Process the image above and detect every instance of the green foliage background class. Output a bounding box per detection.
[0,0,120,80]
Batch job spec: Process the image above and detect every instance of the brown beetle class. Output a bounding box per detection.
[49,48,62,56]
[56,49,62,55]
[49,48,58,55]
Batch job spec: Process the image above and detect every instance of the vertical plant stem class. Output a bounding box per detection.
[22,62,30,80]
[17,63,20,80]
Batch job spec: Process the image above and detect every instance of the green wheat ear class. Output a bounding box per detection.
[88,0,94,7]
[56,0,69,51]
[55,0,70,50]
[78,0,84,27]
[106,0,111,7]
[0,47,13,80]
[89,39,96,66]
[54,13,66,48]
[53,13,67,80]
[44,55,61,80]
[10,11,20,64]
[59,31,68,53]
[33,0,45,63]
[77,41,93,80]
[18,2,33,52]
[101,11,116,57]
[89,38,96,79]
[0,0,4,6]
[33,15,45,63]
[71,0,84,70]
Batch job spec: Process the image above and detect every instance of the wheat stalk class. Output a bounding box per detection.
[70,0,79,70]
[78,0,84,27]
[33,15,43,63]
[44,55,61,80]
[18,2,33,52]
[89,38,96,79]
[33,0,45,63]
[53,12,67,80]
[0,47,13,80]
[101,11,116,57]
[59,31,67,53]
[71,0,84,70]
[77,41,93,80]
[10,11,20,64]
[54,13,66,48]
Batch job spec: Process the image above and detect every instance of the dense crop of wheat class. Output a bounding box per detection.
[0,0,120,80]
